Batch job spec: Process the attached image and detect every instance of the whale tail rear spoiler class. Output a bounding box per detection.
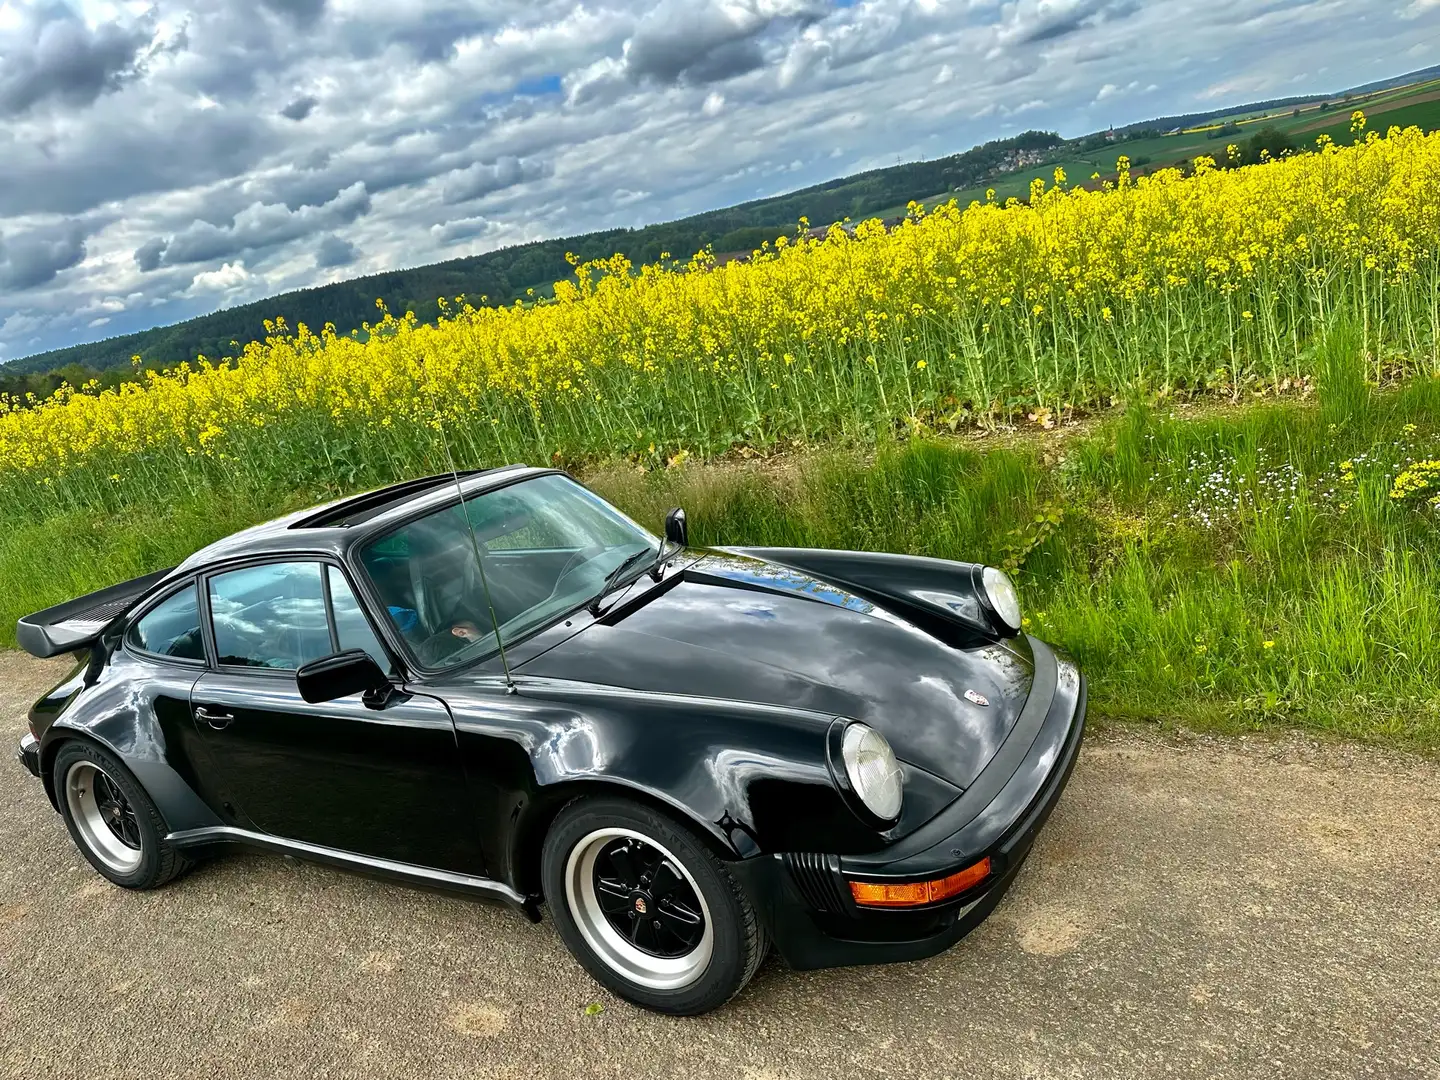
[16,568,174,659]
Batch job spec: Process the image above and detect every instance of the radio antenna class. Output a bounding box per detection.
[419,369,516,693]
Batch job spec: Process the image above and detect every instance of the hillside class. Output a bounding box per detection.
[5,62,1440,393]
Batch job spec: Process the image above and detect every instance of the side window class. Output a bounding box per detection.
[209,562,330,670]
[127,585,204,662]
[327,566,391,673]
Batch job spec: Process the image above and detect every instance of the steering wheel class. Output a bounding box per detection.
[548,544,608,600]
[413,620,489,667]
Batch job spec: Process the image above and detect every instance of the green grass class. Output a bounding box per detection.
[0,490,302,647]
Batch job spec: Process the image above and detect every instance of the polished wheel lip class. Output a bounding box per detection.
[565,826,714,991]
[65,760,142,874]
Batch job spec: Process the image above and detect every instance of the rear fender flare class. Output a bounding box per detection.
[42,720,222,834]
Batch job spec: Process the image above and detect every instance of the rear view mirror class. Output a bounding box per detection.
[664,507,688,547]
[297,649,392,705]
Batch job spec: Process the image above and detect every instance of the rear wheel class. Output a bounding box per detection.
[542,796,766,1015]
[53,742,191,890]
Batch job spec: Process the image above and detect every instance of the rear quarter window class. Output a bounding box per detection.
[127,585,205,662]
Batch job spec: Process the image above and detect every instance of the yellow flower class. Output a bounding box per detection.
[1,125,1438,520]
[1391,461,1440,501]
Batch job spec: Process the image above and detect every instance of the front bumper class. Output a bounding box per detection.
[732,638,1086,970]
[17,733,41,779]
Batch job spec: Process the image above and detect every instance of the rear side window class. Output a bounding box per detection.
[127,585,204,662]
[209,562,331,670]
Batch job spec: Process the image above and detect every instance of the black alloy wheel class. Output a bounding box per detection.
[52,741,192,890]
[542,796,768,1015]
[591,835,708,958]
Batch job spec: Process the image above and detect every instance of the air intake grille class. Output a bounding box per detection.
[64,596,134,627]
[782,852,852,914]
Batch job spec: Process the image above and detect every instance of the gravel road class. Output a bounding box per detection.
[2,652,1437,1080]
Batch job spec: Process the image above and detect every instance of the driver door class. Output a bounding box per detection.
[190,560,484,874]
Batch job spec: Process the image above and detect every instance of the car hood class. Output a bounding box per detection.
[516,552,1034,789]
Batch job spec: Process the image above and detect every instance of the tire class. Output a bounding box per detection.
[542,796,767,1015]
[52,741,191,890]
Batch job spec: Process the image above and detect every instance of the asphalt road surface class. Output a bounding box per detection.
[2,652,1437,1080]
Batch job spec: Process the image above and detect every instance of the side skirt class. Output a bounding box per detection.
[165,825,542,921]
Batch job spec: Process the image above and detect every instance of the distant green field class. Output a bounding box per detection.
[1299,97,1440,145]
[864,80,1440,223]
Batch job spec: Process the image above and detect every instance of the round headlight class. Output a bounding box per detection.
[841,723,903,821]
[981,566,1022,633]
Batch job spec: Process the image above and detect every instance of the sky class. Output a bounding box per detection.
[2,0,1438,363]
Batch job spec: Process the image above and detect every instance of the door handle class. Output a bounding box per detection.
[195,706,236,730]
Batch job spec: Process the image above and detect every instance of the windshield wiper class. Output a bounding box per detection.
[588,548,652,616]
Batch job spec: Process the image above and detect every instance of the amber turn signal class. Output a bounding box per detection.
[848,857,992,908]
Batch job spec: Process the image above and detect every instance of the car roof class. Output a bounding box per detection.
[172,464,553,575]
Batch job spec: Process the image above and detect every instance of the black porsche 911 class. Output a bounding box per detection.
[15,465,1085,1015]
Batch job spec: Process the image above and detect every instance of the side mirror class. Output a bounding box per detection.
[297,649,392,705]
[664,507,688,548]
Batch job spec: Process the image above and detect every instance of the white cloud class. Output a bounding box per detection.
[140,182,374,269]
[0,4,157,117]
[429,215,502,245]
[188,260,252,293]
[0,222,88,290]
[1094,79,1138,102]
[1,0,1437,361]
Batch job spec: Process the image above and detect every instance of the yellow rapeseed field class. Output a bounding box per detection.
[3,118,1439,521]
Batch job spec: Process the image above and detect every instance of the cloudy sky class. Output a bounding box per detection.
[2,0,1438,362]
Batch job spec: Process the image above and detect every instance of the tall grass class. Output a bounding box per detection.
[2,127,1438,748]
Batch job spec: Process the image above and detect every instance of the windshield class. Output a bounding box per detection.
[359,473,658,669]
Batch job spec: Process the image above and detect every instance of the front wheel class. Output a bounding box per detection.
[542,796,767,1015]
[53,741,191,890]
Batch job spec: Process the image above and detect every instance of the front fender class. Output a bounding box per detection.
[441,678,912,895]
